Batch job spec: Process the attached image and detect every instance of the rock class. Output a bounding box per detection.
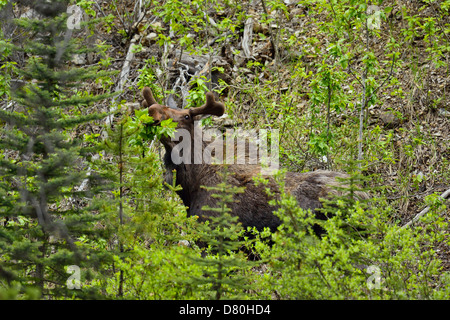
[150,21,163,30]
[124,102,141,116]
[20,9,39,19]
[142,32,158,46]
[146,32,158,41]
[178,240,190,247]
[212,114,236,128]
[72,53,86,65]
[379,111,401,128]
[290,8,304,19]
[438,108,450,118]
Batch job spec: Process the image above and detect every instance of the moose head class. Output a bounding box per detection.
[141,87,226,164]
[141,87,225,130]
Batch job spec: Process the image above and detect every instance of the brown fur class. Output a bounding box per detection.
[141,87,368,232]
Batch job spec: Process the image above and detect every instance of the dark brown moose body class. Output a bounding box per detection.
[141,87,368,232]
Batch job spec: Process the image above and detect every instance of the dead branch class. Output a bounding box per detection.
[242,17,254,58]
[402,188,450,229]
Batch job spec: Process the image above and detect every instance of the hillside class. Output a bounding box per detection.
[97,0,450,226]
[0,0,449,300]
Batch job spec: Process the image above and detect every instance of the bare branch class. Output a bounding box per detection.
[402,188,450,229]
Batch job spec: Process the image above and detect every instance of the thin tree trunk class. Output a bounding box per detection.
[118,122,124,297]
[326,81,332,169]
[358,6,370,167]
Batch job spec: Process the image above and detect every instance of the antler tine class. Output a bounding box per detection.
[190,92,225,117]
[142,87,157,107]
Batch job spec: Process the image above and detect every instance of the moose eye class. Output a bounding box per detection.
[184,115,190,120]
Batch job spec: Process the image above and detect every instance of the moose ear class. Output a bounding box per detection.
[190,92,225,118]
[142,87,157,108]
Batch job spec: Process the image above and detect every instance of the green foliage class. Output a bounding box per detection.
[136,57,163,99]
[254,168,450,299]
[0,40,14,99]
[91,108,201,298]
[94,243,205,299]
[188,167,256,300]
[0,0,115,299]
[0,282,41,300]
[186,76,211,108]
[128,107,177,145]
[151,0,238,53]
[1,0,449,301]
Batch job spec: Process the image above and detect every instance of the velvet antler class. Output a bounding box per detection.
[190,92,225,117]
[141,87,158,108]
